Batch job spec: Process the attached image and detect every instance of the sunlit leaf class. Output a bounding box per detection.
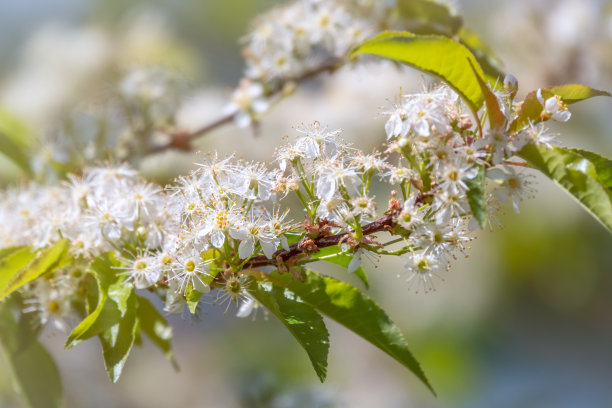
[351,31,485,112]
[0,239,71,300]
[251,280,329,382]
[65,253,123,348]
[0,247,37,296]
[519,144,612,232]
[99,289,138,383]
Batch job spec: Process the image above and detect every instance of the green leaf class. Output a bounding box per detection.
[458,28,505,83]
[65,253,123,348]
[519,144,612,232]
[0,300,63,408]
[510,85,611,132]
[0,239,72,300]
[99,288,138,383]
[251,280,329,382]
[185,284,203,315]
[396,0,463,36]
[260,268,433,393]
[136,296,178,369]
[312,246,369,289]
[569,149,612,190]
[465,164,487,228]
[0,132,32,177]
[351,31,485,112]
[0,247,37,296]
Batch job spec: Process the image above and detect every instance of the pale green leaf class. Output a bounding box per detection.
[65,253,123,348]
[99,289,138,383]
[0,132,32,177]
[0,247,37,296]
[0,239,71,300]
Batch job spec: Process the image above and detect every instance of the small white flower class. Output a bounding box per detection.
[487,166,536,213]
[537,89,571,122]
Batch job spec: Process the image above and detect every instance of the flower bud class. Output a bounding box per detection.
[503,74,518,97]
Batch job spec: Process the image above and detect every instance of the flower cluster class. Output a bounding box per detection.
[0,79,569,330]
[227,0,395,127]
[243,0,388,82]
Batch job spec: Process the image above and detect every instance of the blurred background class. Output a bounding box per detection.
[0,0,611,407]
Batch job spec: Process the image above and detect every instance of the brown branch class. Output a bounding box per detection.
[148,59,344,154]
[245,208,401,269]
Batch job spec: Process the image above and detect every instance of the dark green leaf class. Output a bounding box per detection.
[351,31,485,112]
[519,144,612,232]
[65,253,123,348]
[312,245,369,289]
[465,164,487,228]
[0,239,71,300]
[99,288,138,383]
[136,296,178,369]
[0,300,63,408]
[259,268,433,393]
[251,280,329,382]
[510,85,611,132]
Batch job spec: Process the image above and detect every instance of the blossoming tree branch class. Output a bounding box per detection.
[0,0,610,406]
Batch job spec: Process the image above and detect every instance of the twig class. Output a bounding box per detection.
[244,208,401,269]
[148,60,344,154]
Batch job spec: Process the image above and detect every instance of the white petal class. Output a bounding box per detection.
[316,176,335,201]
[348,251,362,274]
[211,231,226,248]
[494,187,509,203]
[193,276,210,293]
[229,228,248,240]
[536,88,544,104]
[413,118,430,137]
[553,111,571,122]
[236,297,256,318]
[486,168,507,181]
[512,195,521,213]
[234,112,251,128]
[280,235,289,251]
[260,239,278,259]
[238,239,255,259]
